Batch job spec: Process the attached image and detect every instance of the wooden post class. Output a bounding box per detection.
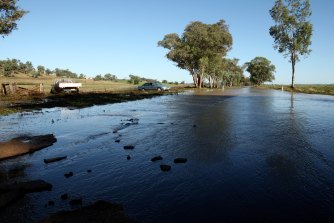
[39,83,44,93]
[9,82,16,94]
[1,83,7,95]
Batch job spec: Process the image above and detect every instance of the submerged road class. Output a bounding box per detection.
[1,87,334,222]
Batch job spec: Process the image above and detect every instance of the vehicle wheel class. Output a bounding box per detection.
[157,88,162,91]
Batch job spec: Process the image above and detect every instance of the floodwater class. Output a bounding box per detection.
[1,87,334,222]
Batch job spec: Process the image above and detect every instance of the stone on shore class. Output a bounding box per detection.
[0,134,57,161]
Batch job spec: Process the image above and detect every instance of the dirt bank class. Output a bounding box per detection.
[0,134,57,161]
[0,89,182,115]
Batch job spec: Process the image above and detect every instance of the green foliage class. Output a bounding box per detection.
[31,70,40,78]
[37,65,45,75]
[269,0,312,87]
[93,74,103,81]
[45,68,52,75]
[162,80,168,84]
[158,20,233,88]
[78,73,86,79]
[54,68,78,78]
[104,73,117,81]
[0,58,34,76]
[245,57,276,85]
[0,0,27,37]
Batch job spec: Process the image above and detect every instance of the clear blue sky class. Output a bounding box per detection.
[1,0,333,84]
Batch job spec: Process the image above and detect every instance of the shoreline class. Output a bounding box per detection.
[0,89,183,116]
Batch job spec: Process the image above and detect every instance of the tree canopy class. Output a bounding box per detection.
[0,0,27,37]
[245,57,276,85]
[158,20,233,88]
[269,0,312,88]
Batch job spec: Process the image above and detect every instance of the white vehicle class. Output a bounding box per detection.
[50,79,82,94]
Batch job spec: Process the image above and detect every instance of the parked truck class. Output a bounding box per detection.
[50,79,82,94]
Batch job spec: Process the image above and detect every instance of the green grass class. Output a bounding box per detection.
[262,84,334,96]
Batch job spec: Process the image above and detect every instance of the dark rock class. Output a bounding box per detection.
[115,139,120,143]
[127,155,131,160]
[113,130,118,133]
[193,124,197,127]
[0,190,24,209]
[44,156,67,164]
[69,198,82,206]
[64,172,74,178]
[61,193,68,200]
[160,165,171,172]
[42,200,136,223]
[174,158,187,164]
[87,169,92,173]
[151,156,163,162]
[157,122,165,124]
[0,180,53,193]
[0,180,52,208]
[48,200,55,206]
[123,145,134,150]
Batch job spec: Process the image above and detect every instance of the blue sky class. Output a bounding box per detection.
[0,0,333,84]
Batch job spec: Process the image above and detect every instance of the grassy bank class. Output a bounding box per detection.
[261,84,334,96]
[0,73,185,116]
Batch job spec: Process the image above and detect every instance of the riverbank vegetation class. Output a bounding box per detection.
[262,84,334,95]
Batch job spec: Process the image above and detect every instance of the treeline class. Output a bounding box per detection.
[0,58,88,79]
[159,20,272,87]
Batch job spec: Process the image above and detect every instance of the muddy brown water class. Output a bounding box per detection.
[1,87,334,222]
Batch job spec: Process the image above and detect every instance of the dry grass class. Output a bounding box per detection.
[0,73,137,93]
[0,73,184,115]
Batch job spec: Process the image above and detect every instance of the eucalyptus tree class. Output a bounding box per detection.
[221,58,243,87]
[0,0,27,37]
[269,0,312,88]
[158,20,232,88]
[245,57,276,85]
[37,65,45,75]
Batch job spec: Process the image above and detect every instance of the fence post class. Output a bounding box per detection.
[39,83,44,93]
[9,82,16,94]
[1,83,7,95]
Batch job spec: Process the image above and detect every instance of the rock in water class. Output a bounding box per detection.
[44,156,67,164]
[61,193,68,200]
[151,156,163,162]
[123,145,134,150]
[174,158,187,164]
[160,165,171,172]
[64,172,74,178]
[69,198,82,206]
[0,180,52,208]
[0,180,53,193]
[42,200,136,223]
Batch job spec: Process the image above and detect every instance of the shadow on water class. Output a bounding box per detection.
[1,88,334,222]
